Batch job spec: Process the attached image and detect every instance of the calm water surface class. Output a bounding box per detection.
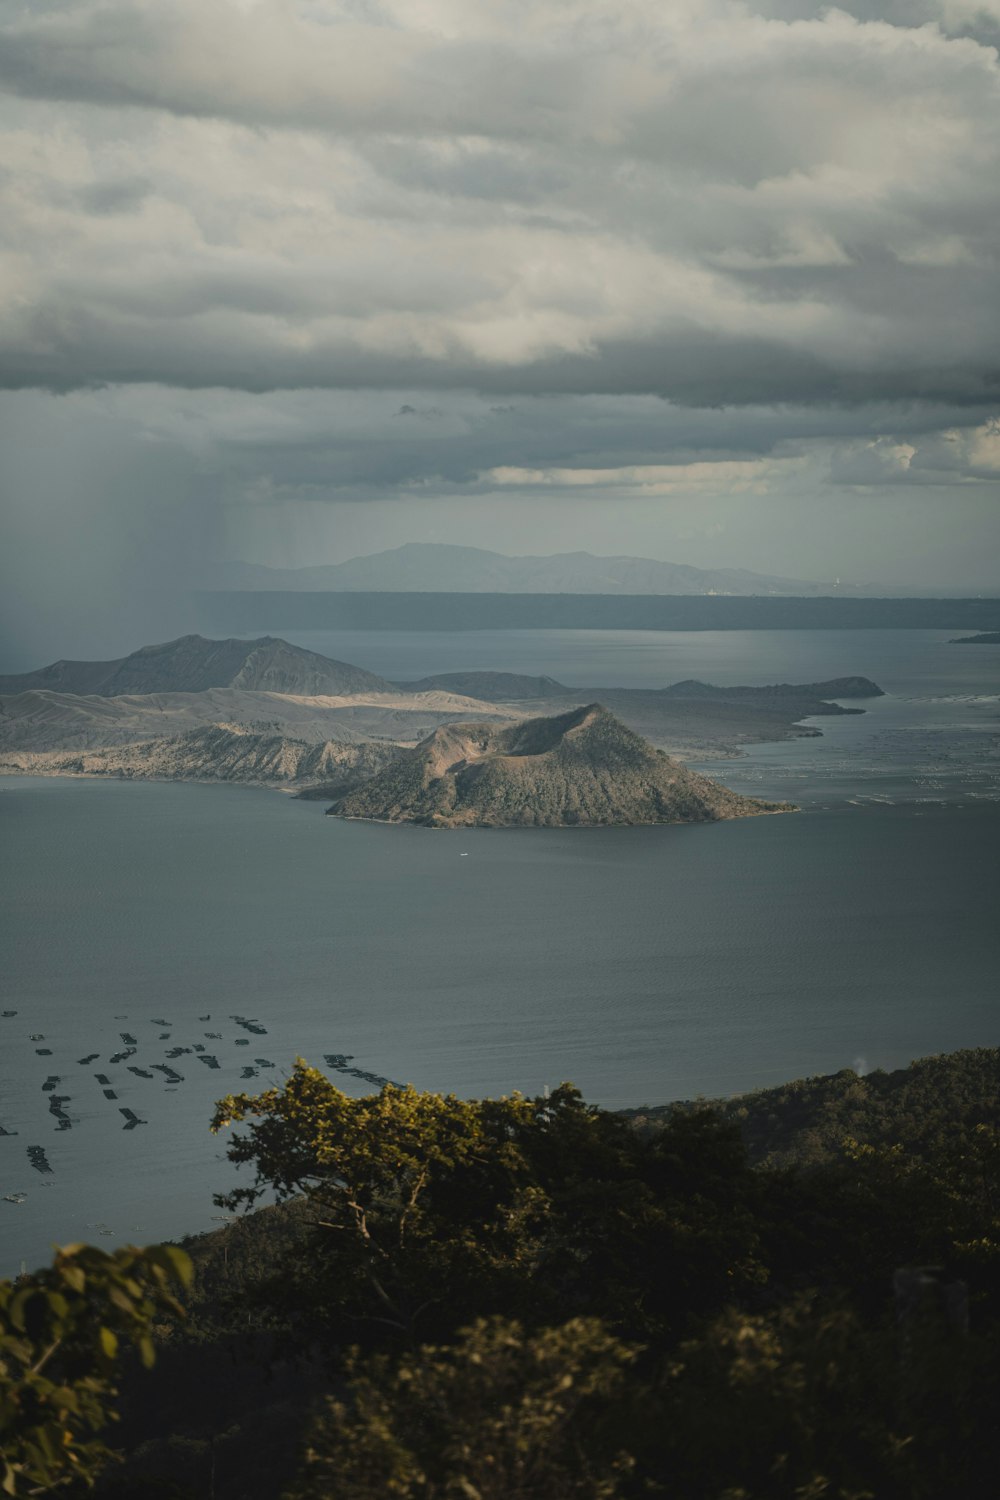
[278,624,999,696]
[1,628,998,1270]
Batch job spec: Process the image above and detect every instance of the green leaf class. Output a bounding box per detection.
[98,1326,118,1361]
[7,1290,31,1334]
[149,1244,194,1289]
[60,1265,86,1294]
[45,1292,69,1321]
[106,1285,134,1315]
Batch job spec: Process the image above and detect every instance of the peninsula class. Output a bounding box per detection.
[0,635,884,790]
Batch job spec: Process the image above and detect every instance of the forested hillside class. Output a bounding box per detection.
[625,1047,1000,1165]
[4,1049,1000,1498]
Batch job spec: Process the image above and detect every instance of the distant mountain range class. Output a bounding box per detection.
[330,702,792,828]
[218,544,903,598]
[0,634,392,699]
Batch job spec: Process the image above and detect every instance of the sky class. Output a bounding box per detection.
[1,0,999,663]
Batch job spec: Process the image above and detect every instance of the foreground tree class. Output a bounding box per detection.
[211,1067,625,1338]
[0,1242,191,1496]
[210,1063,765,1345]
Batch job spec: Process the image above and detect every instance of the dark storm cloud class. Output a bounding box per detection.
[0,0,997,651]
[2,310,998,412]
[119,387,996,499]
[0,1,997,409]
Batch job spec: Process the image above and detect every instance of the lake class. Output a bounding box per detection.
[1,627,998,1271]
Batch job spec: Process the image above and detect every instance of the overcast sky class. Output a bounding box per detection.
[1,0,999,662]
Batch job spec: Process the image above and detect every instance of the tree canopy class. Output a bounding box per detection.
[6,1048,1000,1497]
[0,1242,191,1496]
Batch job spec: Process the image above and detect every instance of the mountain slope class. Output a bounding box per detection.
[0,724,403,790]
[622,1047,1000,1169]
[330,703,793,827]
[219,544,900,597]
[0,686,516,753]
[0,635,392,698]
[396,671,569,699]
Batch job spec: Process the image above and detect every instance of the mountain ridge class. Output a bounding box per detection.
[0,634,393,699]
[0,723,403,790]
[219,543,902,598]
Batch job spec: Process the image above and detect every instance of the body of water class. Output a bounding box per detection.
[277,624,999,696]
[1,627,998,1271]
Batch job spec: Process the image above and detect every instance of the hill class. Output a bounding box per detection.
[218,543,902,597]
[0,724,404,790]
[10,1047,1000,1500]
[0,634,392,698]
[329,703,793,827]
[105,1046,1000,1499]
[622,1047,1000,1169]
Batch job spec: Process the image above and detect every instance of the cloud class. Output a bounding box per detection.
[908,417,1000,479]
[829,418,1000,484]
[0,1,996,406]
[77,384,995,496]
[484,458,806,494]
[0,0,997,649]
[829,435,917,484]
[78,173,151,215]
